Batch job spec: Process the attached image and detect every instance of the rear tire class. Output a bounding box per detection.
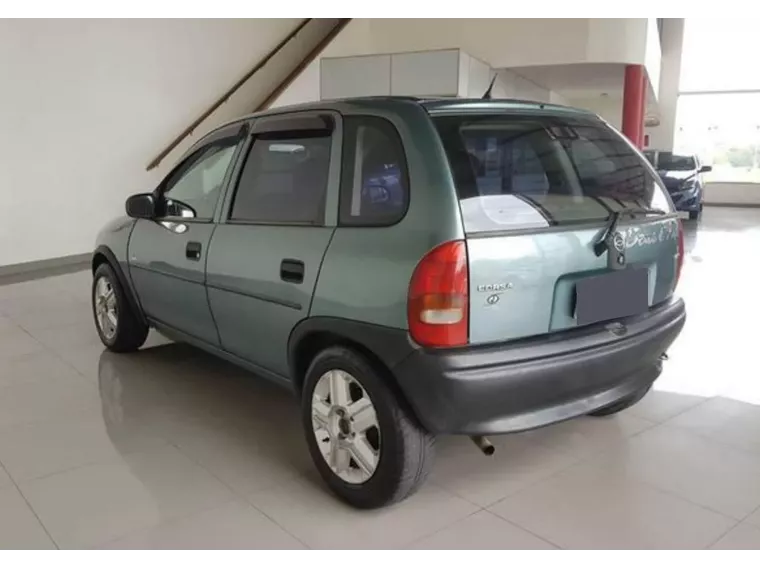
[92,263,148,353]
[689,210,700,221]
[301,346,435,509]
[588,384,651,417]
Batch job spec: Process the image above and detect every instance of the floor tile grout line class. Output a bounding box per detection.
[481,437,744,535]
[485,510,563,550]
[652,396,719,428]
[741,503,760,527]
[668,412,760,456]
[476,440,593,513]
[403,507,483,549]
[160,438,312,550]
[703,517,742,550]
[1,315,97,388]
[91,495,242,550]
[642,419,760,466]
[8,300,104,382]
[484,461,739,550]
[409,503,561,550]
[0,424,177,487]
[30,436,285,549]
[1,456,61,550]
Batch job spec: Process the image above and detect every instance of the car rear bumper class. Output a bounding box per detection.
[392,297,686,435]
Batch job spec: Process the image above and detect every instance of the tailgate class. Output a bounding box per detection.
[466,217,679,343]
[431,111,678,345]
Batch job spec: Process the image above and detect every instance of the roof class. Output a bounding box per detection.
[419,97,595,116]
[207,96,598,143]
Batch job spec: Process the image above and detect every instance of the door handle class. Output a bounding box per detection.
[280,259,305,283]
[186,241,202,261]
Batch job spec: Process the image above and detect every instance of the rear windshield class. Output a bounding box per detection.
[655,152,696,171]
[434,115,671,233]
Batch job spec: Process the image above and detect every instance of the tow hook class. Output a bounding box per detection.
[471,436,495,456]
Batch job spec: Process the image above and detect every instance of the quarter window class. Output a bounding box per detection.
[339,117,409,226]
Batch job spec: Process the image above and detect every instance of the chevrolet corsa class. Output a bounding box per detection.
[91,97,686,508]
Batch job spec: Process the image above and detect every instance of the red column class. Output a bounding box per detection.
[622,64,645,148]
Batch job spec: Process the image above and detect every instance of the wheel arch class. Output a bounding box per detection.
[92,245,147,327]
[287,317,415,395]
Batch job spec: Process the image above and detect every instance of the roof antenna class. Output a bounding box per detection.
[482,73,497,100]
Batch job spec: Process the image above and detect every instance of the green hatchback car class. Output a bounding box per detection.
[91,97,686,508]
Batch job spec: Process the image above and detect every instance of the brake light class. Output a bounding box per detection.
[675,220,685,288]
[408,241,468,348]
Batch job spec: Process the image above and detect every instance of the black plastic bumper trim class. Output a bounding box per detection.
[392,297,686,435]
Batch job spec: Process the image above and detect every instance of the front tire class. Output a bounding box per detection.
[92,263,148,353]
[301,346,435,509]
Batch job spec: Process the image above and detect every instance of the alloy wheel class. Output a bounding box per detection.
[94,276,118,340]
[311,369,381,484]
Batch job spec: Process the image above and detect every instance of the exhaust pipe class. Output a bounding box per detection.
[471,436,495,456]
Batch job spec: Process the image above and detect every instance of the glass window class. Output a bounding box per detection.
[339,117,409,226]
[680,19,760,93]
[434,115,670,233]
[230,133,332,224]
[653,152,697,171]
[162,141,239,219]
[675,93,760,183]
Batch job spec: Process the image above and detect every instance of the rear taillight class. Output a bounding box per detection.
[408,241,469,348]
[675,220,685,288]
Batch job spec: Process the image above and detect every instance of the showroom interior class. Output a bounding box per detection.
[1,17,760,550]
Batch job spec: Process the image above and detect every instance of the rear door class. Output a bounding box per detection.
[205,112,340,379]
[433,113,679,345]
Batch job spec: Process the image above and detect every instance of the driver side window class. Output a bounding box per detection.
[162,140,239,220]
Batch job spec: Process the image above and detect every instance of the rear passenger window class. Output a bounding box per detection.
[230,134,332,224]
[339,117,409,226]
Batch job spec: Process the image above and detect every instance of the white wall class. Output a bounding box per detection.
[458,54,554,102]
[565,95,624,130]
[320,50,463,99]
[585,18,659,93]
[0,18,304,267]
[272,18,658,110]
[704,183,760,207]
[269,19,374,108]
[275,46,558,108]
[365,19,654,70]
[645,19,684,151]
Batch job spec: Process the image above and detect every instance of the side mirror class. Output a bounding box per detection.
[699,165,712,173]
[125,193,156,219]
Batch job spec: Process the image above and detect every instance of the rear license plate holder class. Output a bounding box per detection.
[575,267,649,326]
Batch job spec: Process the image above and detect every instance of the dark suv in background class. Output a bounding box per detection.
[644,150,711,220]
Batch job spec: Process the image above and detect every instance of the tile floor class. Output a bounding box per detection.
[1,207,760,549]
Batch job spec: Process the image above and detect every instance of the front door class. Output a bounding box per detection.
[206,112,340,379]
[128,128,244,345]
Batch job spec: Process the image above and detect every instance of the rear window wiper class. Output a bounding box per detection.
[593,207,666,257]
